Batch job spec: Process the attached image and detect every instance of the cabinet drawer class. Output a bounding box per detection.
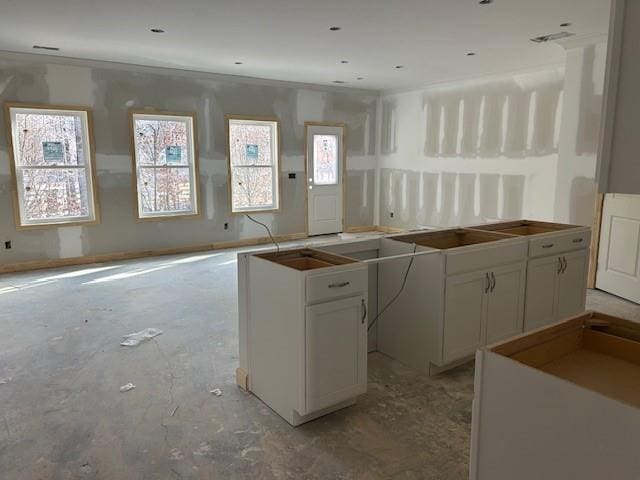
[529,230,591,257]
[445,240,527,275]
[306,267,367,304]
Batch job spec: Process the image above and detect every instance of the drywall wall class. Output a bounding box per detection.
[378,41,607,230]
[554,40,608,225]
[597,0,640,194]
[0,52,377,264]
[377,67,565,230]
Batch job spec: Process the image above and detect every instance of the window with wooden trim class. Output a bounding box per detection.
[227,117,280,213]
[130,111,200,219]
[5,103,99,228]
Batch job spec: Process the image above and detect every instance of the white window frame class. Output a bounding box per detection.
[5,103,100,229]
[130,110,200,220]
[226,116,280,214]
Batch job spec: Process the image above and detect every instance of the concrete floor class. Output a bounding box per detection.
[1,241,638,480]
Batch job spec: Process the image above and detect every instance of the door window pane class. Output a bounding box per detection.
[313,134,338,185]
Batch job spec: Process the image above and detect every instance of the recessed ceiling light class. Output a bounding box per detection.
[329,26,341,31]
[150,28,165,33]
[340,60,349,64]
[479,0,493,4]
[333,80,346,84]
[235,61,243,65]
[467,52,476,56]
[395,65,404,69]
[560,22,571,27]
[33,45,60,51]
[356,77,364,80]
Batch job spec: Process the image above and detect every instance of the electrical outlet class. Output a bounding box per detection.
[224,222,229,230]
[288,173,296,179]
[4,241,11,249]
[390,212,394,218]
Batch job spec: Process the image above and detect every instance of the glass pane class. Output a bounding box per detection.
[231,166,273,210]
[14,112,86,166]
[20,168,90,221]
[313,134,338,185]
[229,123,273,166]
[138,167,194,214]
[134,118,190,166]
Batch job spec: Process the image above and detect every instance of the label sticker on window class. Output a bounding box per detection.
[42,141,64,163]
[246,144,259,161]
[165,145,182,164]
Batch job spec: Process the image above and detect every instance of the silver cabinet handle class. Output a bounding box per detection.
[572,238,584,244]
[542,243,554,249]
[485,272,490,293]
[558,257,563,274]
[490,272,496,292]
[361,298,367,324]
[328,281,350,288]
[562,256,568,274]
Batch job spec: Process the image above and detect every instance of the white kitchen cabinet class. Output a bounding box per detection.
[524,248,589,331]
[485,263,526,344]
[443,262,526,363]
[523,255,560,331]
[443,271,486,363]
[556,249,588,319]
[471,311,640,480]
[237,248,368,426]
[305,295,367,413]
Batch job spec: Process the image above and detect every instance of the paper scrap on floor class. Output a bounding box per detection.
[120,328,163,347]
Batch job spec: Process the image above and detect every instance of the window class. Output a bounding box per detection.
[130,111,200,219]
[5,103,99,228]
[313,134,339,185]
[227,116,280,213]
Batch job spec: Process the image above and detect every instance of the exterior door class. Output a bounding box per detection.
[304,295,367,414]
[306,123,344,236]
[596,194,640,303]
[557,249,588,319]
[524,255,561,331]
[443,270,488,363]
[485,263,526,344]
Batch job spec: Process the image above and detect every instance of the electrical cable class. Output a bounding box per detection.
[367,243,417,332]
[246,214,280,255]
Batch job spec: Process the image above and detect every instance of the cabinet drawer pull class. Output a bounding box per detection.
[572,238,584,244]
[490,272,496,292]
[557,257,563,274]
[484,273,490,293]
[542,243,554,249]
[328,281,350,288]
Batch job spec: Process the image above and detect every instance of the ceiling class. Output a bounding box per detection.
[0,0,611,91]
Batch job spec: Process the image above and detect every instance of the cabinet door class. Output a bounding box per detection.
[443,270,488,363]
[524,255,560,331]
[556,249,588,319]
[305,295,367,414]
[485,262,526,344]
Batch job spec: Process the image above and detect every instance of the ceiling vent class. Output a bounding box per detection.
[530,31,575,43]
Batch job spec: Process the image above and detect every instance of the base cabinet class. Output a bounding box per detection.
[304,296,367,414]
[444,262,526,363]
[524,249,588,331]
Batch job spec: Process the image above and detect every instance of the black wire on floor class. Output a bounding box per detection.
[367,243,417,332]
[246,214,280,255]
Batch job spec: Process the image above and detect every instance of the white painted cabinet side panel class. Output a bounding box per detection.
[472,351,640,480]
[247,258,302,422]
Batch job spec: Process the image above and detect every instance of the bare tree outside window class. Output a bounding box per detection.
[228,118,279,212]
[6,105,97,227]
[131,113,199,218]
